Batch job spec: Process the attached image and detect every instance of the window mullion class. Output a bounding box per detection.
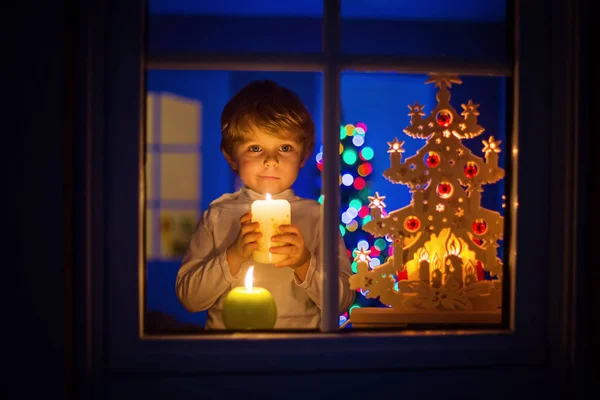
[321,0,342,333]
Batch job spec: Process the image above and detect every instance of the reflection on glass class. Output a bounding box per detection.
[338,72,508,328]
[341,0,507,60]
[148,0,323,54]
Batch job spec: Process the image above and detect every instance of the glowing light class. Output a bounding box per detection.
[358,205,370,218]
[346,220,358,232]
[360,147,374,161]
[346,207,358,219]
[349,304,361,314]
[368,192,386,209]
[353,177,366,190]
[340,126,346,139]
[357,240,369,250]
[369,258,381,268]
[374,238,387,250]
[345,124,355,137]
[341,212,353,224]
[339,143,344,154]
[342,149,358,165]
[355,122,368,132]
[342,173,354,186]
[352,135,365,147]
[315,152,323,163]
[318,194,324,204]
[362,215,372,225]
[351,261,358,273]
[357,162,373,177]
[244,266,254,291]
[339,224,346,236]
[347,199,361,211]
[387,138,405,154]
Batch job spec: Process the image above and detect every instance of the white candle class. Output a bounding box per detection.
[251,193,291,264]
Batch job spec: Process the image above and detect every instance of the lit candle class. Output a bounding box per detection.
[222,266,278,330]
[251,193,291,264]
[418,249,430,283]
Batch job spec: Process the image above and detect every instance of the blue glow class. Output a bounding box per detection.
[357,240,369,250]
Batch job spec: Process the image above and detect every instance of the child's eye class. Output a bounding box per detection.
[248,145,262,152]
[280,144,293,152]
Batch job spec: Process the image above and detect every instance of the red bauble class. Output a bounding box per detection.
[425,152,440,168]
[436,182,454,199]
[436,110,452,127]
[404,216,420,232]
[464,162,479,179]
[472,219,488,235]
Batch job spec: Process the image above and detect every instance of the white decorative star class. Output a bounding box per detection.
[354,248,372,263]
[482,136,502,155]
[461,100,480,117]
[387,138,405,154]
[408,102,425,117]
[368,192,386,209]
[436,203,445,212]
[425,73,463,89]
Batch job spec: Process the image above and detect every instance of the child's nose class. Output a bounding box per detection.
[263,154,279,167]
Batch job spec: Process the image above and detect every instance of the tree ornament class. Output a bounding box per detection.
[436,182,454,199]
[424,151,440,168]
[472,219,488,235]
[404,216,420,232]
[464,161,479,178]
[436,110,452,127]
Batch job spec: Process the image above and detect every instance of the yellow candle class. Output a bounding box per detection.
[251,193,291,264]
[222,267,278,330]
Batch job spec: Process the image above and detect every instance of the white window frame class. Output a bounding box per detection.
[76,0,584,376]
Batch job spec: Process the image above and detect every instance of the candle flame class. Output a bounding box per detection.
[431,253,442,270]
[446,234,462,256]
[245,266,254,291]
[265,193,272,201]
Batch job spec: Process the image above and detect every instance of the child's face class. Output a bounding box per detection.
[224,130,307,195]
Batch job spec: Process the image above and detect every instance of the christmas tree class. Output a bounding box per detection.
[349,74,504,321]
[315,122,389,326]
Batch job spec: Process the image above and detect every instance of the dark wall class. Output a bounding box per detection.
[11,1,71,397]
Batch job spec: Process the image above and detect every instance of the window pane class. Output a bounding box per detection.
[341,0,508,62]
[337,71,508,329]
[148,0,323,55]
[145,70,325,334]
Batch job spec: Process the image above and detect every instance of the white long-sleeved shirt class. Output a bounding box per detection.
[176,187,355,329]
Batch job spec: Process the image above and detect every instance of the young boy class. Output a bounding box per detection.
[176,80,355,330]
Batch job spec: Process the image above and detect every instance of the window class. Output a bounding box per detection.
[96,0,566,374]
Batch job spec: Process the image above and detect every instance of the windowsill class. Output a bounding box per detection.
[108,327,543,375]
[141,327,511,341]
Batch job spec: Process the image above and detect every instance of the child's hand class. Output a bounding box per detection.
[270,224,311,271]
[226,212,261,274]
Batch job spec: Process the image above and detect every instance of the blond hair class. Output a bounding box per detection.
[220,80,315,161]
